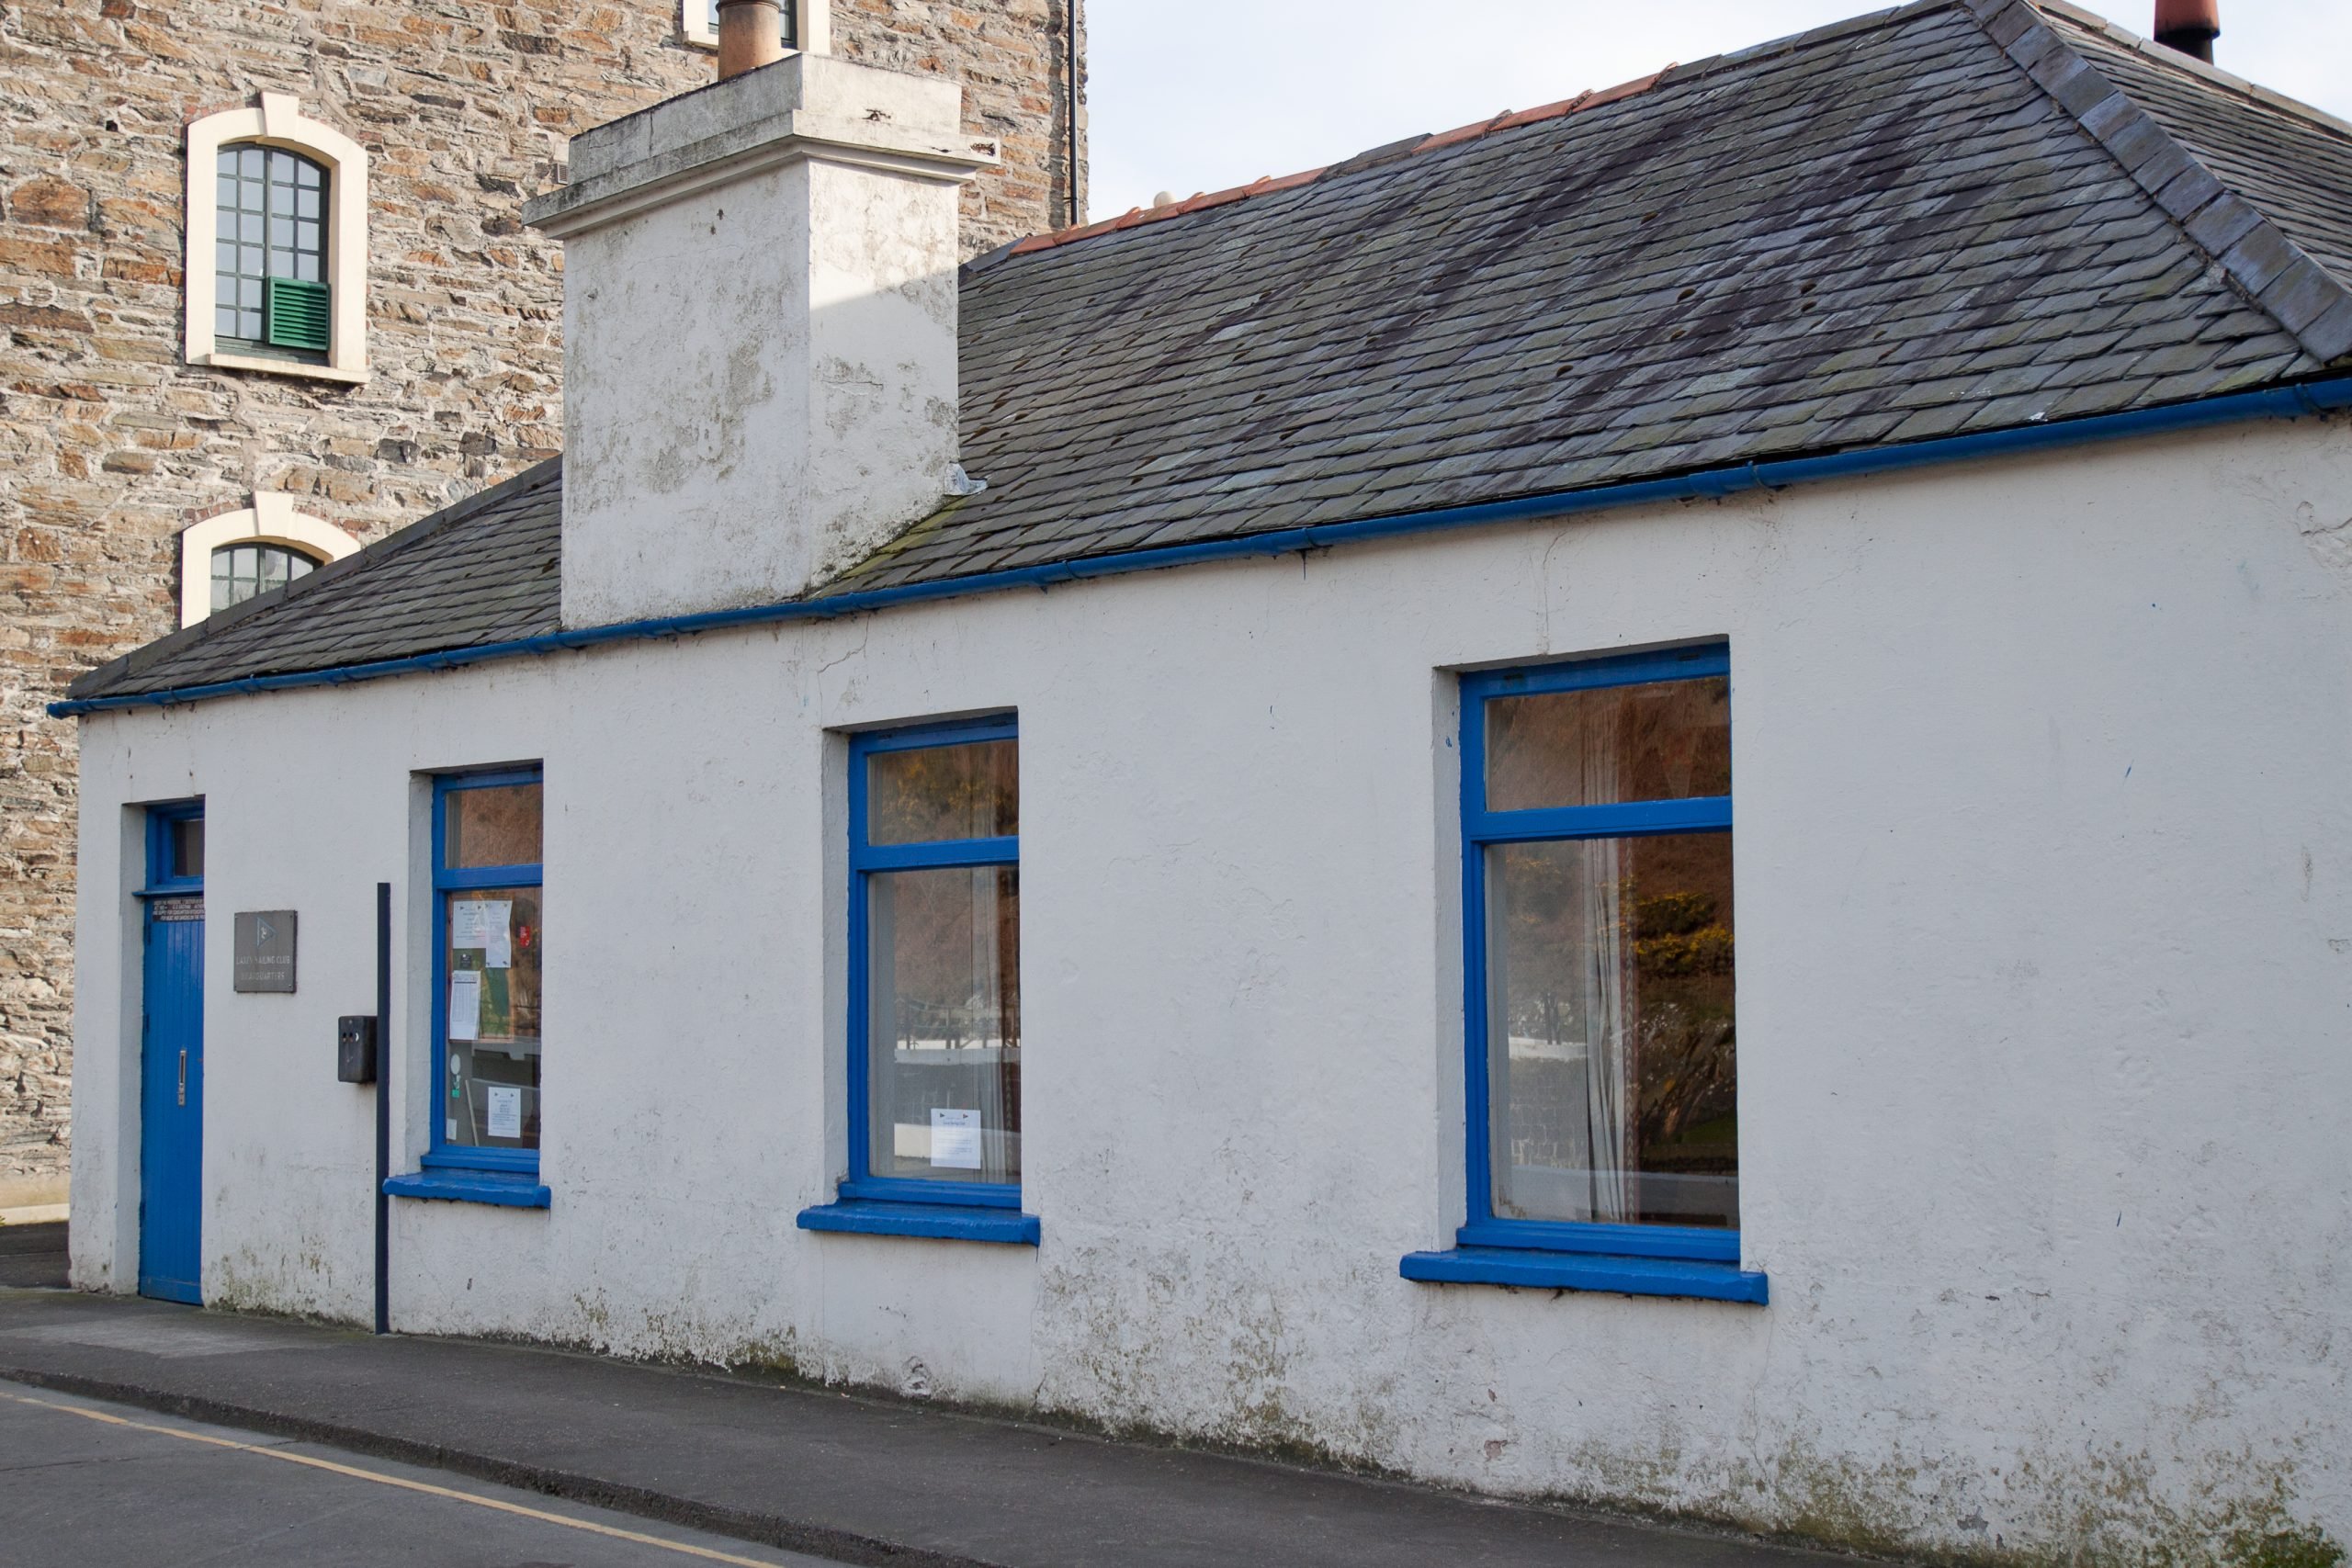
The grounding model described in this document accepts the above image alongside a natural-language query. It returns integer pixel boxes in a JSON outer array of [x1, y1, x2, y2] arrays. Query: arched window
[[184, 94, 368, 383], [210, 541, 320, 613], [214, 145, 330, 362], [175, 494, 358, 627]]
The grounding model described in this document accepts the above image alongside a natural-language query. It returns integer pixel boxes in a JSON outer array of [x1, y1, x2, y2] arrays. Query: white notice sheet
[[929, 1107, 982, 1170], [486, 1084, 523, 1140], [447, 972, 481, 1041], [451, 900, 514, 968]]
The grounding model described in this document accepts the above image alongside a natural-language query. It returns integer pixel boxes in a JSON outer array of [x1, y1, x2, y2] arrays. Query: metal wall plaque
[[232, 910, 298, 993], [149, 896, 204, 923]]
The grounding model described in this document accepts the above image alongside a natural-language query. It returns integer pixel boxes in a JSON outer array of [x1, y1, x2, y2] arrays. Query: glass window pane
[[298, 160, 322, 188], [217, 150, 239, 177], [866, 739, 1017, 844], [442, 886, 544, 1153], [270, 215, 293, 248], [214, 303, 239, 339], [238, 212, 262, 242], [1487, 676, 1730, 811], [865, 866, 1020, 1184], [1486, 832, 1736, 1229], [238, 309, 264, 338], [170, 817, 205, 880], [239, 146, 263, 176], [446, 783, 543, 868]]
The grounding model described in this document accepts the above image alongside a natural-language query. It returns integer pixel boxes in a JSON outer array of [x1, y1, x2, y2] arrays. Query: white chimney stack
[[524, 57, 998, 627]]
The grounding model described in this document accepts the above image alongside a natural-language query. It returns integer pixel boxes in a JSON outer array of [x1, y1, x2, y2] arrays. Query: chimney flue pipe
[[718, 0, 786, 79], [2154, 0, 2219, 63]]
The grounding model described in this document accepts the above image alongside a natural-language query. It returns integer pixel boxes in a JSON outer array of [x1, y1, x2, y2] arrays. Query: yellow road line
[[0, 1388, 783, 1567]]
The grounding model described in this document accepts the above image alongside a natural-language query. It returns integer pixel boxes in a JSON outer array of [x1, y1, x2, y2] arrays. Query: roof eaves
[[1968, 0, 2352, 367], [64, 457, 564, 702]]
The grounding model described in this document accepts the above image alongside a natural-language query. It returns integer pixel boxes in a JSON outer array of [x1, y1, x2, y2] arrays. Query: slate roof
[[67, 0, 2352, 705]]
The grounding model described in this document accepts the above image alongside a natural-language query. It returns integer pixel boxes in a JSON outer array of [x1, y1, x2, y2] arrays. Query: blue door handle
[[176, 1050, 187, 1108]]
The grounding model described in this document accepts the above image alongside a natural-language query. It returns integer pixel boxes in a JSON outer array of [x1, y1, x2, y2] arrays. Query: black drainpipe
[[1067, 0, 1081, 228], [373, 880, 390, 1335]]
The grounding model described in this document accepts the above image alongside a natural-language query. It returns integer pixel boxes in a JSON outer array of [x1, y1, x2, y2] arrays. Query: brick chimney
[[522, 57, 999, 628], [2154, 0, 2219, 63]]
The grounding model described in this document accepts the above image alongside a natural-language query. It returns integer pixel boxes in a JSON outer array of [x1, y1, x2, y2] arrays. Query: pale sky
[[1086, 1, 2352, 222]]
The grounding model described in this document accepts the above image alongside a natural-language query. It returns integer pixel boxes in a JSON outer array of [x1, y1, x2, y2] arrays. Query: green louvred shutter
[[265, 276, 331, 353]]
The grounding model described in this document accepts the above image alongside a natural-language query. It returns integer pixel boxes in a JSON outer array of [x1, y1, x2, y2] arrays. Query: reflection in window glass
[[1486, 833, 1736, 1229], [1486, 676, 1730, 811], [865, 866, 1020, 1183], [447, 784, 543, 868], [209, 543, 317, 612], [867, 738, 1017, 844], [1487, 832, 1736, 1229], [170, 816, 205, 881], [442, 886, 545, 1153], [213, 143, 326, 345]]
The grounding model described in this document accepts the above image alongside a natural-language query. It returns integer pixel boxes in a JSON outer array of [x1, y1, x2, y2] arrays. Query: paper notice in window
[[929, 1107, 982, 1170], [447, 971, 481, 1041], [451, 900, 513, 968], [486, 1084, 522, 1141]]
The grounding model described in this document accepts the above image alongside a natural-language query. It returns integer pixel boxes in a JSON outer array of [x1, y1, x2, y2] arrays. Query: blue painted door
[[139, 838, 205, 1303]]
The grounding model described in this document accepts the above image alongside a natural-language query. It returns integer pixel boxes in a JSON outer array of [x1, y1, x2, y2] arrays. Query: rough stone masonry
[[0, 0, 1085, 1201]]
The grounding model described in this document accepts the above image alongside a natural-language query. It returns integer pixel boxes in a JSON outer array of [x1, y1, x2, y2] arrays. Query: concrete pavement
[[0, 1276, 1868, 1568]]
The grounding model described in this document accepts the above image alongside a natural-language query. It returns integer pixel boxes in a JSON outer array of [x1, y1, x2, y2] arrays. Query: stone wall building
[[0, 0, 1086, 1206]]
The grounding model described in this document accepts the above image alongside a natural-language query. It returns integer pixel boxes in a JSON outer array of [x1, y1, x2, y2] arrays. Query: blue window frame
[[798, 715, 1036, 1246], [1400, 646, 1766, 1303], [424, 768, 545, 1181], [144, 801, 206, 894]]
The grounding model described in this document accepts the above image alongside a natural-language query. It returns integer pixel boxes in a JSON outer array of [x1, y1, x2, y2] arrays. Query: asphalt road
[[0, 1378, 842, 1568]]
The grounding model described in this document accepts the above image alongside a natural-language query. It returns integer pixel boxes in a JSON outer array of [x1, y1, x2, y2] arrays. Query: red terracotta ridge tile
[[1418, 109, 1517, 153], [1494, 92, 1591, 131], [992, 59, 1676, 260], [1253, 166, 1327, 195], [1578, 67, 1670, 112]]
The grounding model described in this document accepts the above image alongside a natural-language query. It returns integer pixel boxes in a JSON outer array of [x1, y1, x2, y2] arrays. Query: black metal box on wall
[[232, 910, 298, 993], [337, 1016, 378, 1084]]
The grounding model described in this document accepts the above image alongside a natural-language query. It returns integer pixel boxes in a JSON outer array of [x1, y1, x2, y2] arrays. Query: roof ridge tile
[[1969, 0, 2352, 365]]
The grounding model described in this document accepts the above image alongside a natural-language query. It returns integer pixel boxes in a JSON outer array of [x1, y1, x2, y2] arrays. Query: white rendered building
[[56, 4, 2352, 1562]]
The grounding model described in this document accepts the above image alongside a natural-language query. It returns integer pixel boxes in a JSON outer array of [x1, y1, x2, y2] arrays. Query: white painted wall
[[69, 416, 2352, 1564]]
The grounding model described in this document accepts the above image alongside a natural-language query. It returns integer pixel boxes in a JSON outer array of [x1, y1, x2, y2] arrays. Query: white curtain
[[971, 867, 1012, 1184], [1578, 707, 1633, 1223]]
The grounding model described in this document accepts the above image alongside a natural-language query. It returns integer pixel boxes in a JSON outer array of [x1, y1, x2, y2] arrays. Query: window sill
[[796, 1200, 1038, 1246], [1399, 1246, 1766, 1303], [195, 349, 368, 386], [384, 1169, 549, 1209]]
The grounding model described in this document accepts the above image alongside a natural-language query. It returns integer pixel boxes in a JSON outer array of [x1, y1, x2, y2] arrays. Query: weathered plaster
[[69, 415, 2352, 1564]]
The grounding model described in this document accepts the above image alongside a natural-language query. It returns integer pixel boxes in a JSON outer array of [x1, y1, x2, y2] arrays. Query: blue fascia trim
[[1462, 644, 1729, 698], [1400, 1246, 1767, 1303], [1456, 1217, 1740, 1263], [797, 1199, 1039, 1246], [836, 1176, 1023, 1209], [384, 1169, 551, 1209], [851, 837, 1021, 873], [50, 375, 2352, 719], [1466, 795, 1734, 843]]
